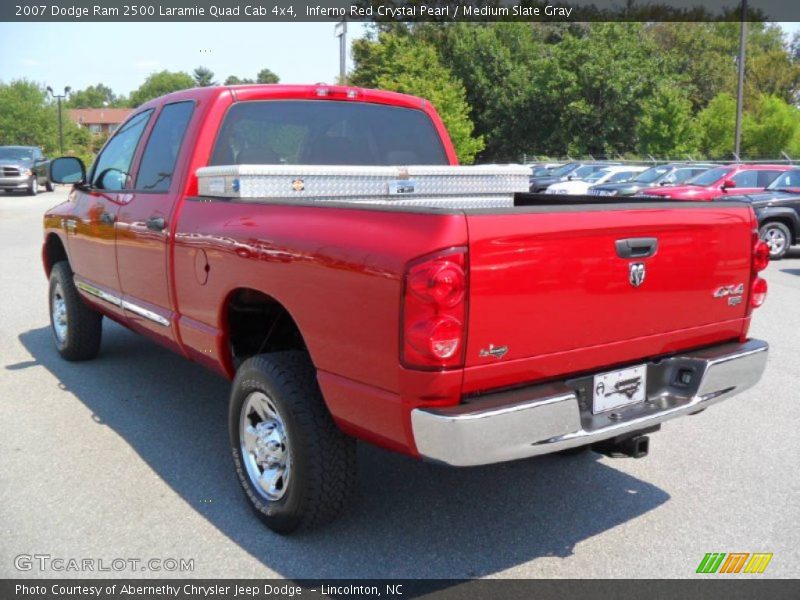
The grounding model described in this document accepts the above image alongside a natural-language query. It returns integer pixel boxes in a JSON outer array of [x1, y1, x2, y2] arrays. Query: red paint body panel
[[641, 164, 793, 200], [41, 85, 764, 458]]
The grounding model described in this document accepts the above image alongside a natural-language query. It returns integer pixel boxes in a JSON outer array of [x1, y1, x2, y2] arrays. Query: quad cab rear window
[[210, 100, 448, 167]]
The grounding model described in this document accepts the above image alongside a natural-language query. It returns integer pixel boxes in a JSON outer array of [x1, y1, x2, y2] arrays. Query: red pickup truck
[[44, 85, 770, 533], [639, 163, 793, 200]]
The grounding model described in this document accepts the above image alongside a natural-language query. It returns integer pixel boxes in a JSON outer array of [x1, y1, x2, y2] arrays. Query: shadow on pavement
[[12, 323, 670, 578]]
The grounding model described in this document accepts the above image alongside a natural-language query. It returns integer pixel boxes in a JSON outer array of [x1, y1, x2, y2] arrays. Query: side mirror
[[721, 178, 737, 189], [567, 175, 574, 181], [50, 156, 86, 185]]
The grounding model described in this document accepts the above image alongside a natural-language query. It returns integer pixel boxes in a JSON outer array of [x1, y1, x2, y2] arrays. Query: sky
[[0, 21, 798, 98], [0, 22, 369, 96]]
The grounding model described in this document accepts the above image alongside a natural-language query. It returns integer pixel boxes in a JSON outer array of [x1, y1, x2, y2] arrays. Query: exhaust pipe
[[592, 434, 650, 459]]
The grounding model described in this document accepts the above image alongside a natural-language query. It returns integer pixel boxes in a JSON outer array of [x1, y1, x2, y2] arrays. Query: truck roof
[[137, 84, 434, 113]]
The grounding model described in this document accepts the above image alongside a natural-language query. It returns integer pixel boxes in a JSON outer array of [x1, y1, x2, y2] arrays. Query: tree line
[[350, 22, 800, 164], [0, 66, 280, 164]]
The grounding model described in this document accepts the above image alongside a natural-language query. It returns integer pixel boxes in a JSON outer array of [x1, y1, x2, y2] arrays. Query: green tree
[[351, 31, 484, 163], [256, 68, 280, 84], [694, 92, 737, 159], [224, 75, 254, 85], [193, 66, 216, 87], [66, 83, 119, 108], [742, 95, 800, 158], [636, 83, 697, 157], [0, 80, 91, 161], [129, 70, 195, 107]]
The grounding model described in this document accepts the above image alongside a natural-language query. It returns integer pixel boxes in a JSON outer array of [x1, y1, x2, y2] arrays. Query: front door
[[67, 109, 153, 312]]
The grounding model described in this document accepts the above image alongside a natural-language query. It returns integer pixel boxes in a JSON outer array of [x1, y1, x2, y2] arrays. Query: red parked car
[[43, 85, 770, 533], [639, 164, 793, 200]]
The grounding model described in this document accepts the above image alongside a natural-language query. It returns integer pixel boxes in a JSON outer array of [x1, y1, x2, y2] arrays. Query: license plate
[[592, 365, 647, 414]]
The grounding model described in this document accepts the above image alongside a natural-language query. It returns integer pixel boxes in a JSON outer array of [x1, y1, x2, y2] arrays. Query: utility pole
[[47, 85, 71, 154], [334, 20, 347, 84], [734, 0, 747, 160]]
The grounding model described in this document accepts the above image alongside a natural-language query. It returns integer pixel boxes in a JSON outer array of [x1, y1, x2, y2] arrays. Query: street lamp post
[[334, 21, 347, 85], [734, 0, 747, 160], [46, 85, 71, 155]]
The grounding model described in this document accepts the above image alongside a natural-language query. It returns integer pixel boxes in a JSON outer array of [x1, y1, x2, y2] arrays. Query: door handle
[[146, 216, 166, 232], [100, 211, 115, 225], [616, 237, 658, 259]]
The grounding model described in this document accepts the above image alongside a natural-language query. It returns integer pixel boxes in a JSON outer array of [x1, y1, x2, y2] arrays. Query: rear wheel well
[[226, 289, 307, 369], [44, 234, 68, 276]]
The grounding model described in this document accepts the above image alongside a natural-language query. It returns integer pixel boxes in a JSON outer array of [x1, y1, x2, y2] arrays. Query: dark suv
[[0, 146, 52, 195], [725, 169, 800, 259]]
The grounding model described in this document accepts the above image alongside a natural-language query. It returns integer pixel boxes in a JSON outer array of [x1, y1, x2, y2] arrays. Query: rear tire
[[48, 261, 103, 361], [45, 179, 54, 192], [229, 351, 357, 534], [759, 221, 791, 260]]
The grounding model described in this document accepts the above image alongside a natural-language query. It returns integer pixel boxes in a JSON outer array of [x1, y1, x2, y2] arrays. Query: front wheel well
[[225, 288, 307, 369], [43, 234, 68, 276]]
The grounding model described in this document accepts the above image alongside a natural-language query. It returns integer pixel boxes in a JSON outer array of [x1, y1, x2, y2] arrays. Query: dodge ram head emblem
[[629, 263, 646, 287]]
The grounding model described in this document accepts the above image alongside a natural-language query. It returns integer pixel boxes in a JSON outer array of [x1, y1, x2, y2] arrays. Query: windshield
[[584, 169, 611, 183], [766, 169, 800, 191], [633, 166, 670, 184], [0, 147, 33, 161], [686, 166, 730, 187], [211, 100, 448, 166], [532, 166, 552, 177], [607, 170, 639, 183], [550, 163, 580, 177]]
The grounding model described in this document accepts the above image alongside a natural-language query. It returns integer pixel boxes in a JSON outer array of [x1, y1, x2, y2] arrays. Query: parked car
[[638, 164, 793, 201], [724, 168, 800, 259], [589, 163, 715, 197], [44, 84, 769, 533], [0, 145, 52, 195], [546, 165, 647, 195], [529, 161, 621, 192]]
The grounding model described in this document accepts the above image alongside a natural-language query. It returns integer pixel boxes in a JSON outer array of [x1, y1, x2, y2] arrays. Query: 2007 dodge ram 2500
[[44, 85, 770, 533]]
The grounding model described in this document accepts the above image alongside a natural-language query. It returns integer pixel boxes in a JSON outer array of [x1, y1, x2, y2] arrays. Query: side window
[[135, 101, 195, 192], [731, 170, 758, 188], [91, 110, 152, 191], [757, 170, 782, 188]]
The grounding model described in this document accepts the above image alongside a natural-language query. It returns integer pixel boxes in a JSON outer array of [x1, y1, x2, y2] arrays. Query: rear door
[[115, 100, 195, 347], [464, 203, 754, 376]]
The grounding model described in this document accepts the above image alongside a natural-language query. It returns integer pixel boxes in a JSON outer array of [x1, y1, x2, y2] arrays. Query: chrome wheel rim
[[763, 227, 787, 256], [240, 391, 291, 501], [51, 283, 68, 344]]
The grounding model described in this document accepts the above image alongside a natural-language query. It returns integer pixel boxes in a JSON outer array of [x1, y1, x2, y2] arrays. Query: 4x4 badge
[[629, 262, 646, 287]]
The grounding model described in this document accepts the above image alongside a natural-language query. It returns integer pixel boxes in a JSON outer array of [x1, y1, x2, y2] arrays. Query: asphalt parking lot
[[1, 187, 799, 579]]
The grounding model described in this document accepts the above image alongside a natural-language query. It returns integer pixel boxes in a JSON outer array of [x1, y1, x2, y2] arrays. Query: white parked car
[[545, 165, 648, 195]]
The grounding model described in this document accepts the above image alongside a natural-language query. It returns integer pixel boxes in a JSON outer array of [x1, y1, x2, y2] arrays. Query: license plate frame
[[592, 364, 647, 414]]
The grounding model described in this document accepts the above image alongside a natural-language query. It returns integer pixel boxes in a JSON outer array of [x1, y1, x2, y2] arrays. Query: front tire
[[49, 262, 103, 361], [27, 176, 38, 196], [760, 221, 792, 260], [229, 351, 356, 534]]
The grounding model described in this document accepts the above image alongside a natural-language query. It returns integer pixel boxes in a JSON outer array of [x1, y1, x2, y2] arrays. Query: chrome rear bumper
[[411, 339, 768, 466]]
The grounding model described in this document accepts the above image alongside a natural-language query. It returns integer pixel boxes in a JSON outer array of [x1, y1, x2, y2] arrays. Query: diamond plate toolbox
[[196, 164, 530, 208]]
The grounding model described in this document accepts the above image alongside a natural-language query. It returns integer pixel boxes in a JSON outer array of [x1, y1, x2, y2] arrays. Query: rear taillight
[[401, 248, 468, 370], [749, 235, 769, 312], [753, 240, 770, 272], [751, 277, 768, 308]]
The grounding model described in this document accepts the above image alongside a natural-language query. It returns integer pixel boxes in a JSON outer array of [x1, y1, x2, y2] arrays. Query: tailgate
[[464, 203, 754, 371]]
